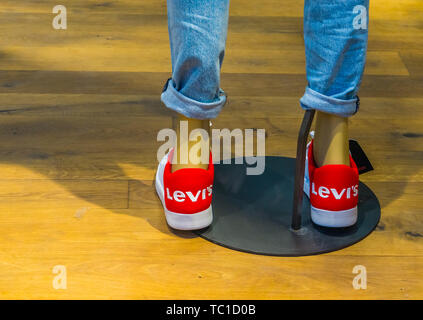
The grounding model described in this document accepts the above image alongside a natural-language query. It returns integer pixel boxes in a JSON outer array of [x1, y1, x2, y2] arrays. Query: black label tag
[[349, 140, 373, 175]]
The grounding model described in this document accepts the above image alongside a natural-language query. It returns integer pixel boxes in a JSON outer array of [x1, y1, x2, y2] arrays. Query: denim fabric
[[161, 0, 369, 119], [300, 0, 369, 117], [161, 0, 229, 119]]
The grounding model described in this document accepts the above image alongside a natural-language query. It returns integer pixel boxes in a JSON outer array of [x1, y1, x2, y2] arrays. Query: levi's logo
[[166, 185, 213, 203], [312, 183, 358, 200]]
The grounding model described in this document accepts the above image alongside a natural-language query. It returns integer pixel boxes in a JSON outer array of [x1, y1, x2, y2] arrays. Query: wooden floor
[[0, 0, 422, 299]]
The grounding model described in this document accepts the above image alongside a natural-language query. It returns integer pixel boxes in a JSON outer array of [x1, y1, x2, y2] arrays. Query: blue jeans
[[161, 0, 369, 119]]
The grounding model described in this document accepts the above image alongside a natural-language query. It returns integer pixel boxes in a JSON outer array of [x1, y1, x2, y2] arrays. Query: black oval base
[[194, 156, 381, 256]]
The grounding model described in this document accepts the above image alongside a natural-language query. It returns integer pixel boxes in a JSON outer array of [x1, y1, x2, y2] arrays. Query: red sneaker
[[155, 148, 214, 230], [304, 140, 359, 227]]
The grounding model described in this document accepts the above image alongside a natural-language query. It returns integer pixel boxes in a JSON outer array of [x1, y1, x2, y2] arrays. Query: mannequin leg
[[172, 115, 210, 172], [300, 1, 369, 227], [301, 0, 369, 166], [313, 112, 349, 167], [161, 0, 230, 172]]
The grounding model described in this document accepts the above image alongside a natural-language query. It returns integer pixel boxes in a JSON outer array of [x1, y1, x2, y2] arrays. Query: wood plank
[[0, 70, 167, 95], [1, 12, 422, 52], [1, 94, 422, 120], [400, 50, 423, 77], [0, 179, 128, 208], [0, 206, 421, 299], [1, 14, 421, 54], [220, 96, 423, 120], [1, 71, 422, 98], [1, 0, 421, 21], [0, 0, 167, 15], [0, 46, 408, 76], [370, 0, 423, 21]]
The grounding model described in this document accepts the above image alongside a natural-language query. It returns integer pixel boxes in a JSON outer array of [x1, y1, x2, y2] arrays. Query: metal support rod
[[291, 110, 315, 230]]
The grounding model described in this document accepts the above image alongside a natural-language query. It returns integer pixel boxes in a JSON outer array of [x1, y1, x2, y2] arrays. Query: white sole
[[311, 205, 357, 228], [155, 152, 213, 231]]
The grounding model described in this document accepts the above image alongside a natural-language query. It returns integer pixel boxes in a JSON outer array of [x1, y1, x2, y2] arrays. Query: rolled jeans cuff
[[300, 87, 359, 118], [161, 78, 227, 119]]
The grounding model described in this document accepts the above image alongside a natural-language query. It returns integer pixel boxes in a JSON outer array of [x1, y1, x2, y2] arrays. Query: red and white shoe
[[304, 140, 359, 227], [155, 148, 214, 230]]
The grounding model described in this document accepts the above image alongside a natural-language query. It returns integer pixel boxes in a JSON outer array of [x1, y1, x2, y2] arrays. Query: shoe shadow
[[0, 93, 203, 237]]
